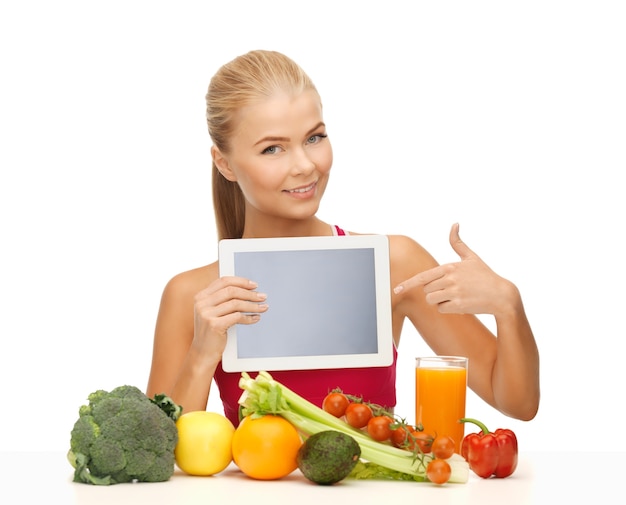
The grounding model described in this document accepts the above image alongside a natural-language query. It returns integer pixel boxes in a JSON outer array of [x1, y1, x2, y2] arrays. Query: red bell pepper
[[459, 418, 518, 478]]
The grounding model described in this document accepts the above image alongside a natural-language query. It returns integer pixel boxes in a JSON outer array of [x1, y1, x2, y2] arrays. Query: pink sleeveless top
[[213, 225, 398, 426]]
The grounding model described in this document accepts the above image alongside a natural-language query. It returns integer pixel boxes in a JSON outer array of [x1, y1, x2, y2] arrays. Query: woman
[[146, 50, 540, 427]]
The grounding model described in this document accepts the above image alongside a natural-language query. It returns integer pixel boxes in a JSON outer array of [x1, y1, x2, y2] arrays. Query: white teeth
[[288, 183, 315, 193]]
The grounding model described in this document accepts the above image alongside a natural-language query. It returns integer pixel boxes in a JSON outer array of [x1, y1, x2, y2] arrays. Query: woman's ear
[[211, 146, 237, 182]]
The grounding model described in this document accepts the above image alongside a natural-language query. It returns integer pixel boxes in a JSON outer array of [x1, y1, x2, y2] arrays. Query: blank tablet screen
[[218, 235, 393, 372]]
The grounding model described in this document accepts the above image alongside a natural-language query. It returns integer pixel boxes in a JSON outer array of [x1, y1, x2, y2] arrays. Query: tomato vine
[[323, 388, 433, 454]]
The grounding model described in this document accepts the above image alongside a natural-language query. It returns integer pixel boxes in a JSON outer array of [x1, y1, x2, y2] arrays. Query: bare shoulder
[[387, 234, 437, 264], [387, 234, 439, 283], [345, 231, 438, 286], [161, 261, 219, 303]]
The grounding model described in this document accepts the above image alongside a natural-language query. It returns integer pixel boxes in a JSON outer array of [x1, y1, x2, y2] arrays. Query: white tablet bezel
[[218, 234, 393, 373]]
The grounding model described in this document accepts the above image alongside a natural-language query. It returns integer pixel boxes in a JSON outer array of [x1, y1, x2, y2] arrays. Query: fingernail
[[257, 292, 267, 300], [393, 285, 404, 294]]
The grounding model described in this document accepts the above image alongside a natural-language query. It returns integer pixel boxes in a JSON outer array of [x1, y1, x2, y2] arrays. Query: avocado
[[296, 430, 361, 485]]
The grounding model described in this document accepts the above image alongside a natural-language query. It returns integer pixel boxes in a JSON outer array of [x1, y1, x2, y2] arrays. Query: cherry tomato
[[390, 425, 412, 448], [390, 425, 416, 449], [322, 392, 350, 418], [391, 426, 434, 453], [412, 431, 434, 454], [431, 435, 455, 460], [426, 458, 451, 485], [366, 415, 394, 441], [344, 402, 373, 429]]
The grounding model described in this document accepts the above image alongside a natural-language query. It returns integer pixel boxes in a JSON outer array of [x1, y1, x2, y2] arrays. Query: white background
[[1, 1, 624, 453]]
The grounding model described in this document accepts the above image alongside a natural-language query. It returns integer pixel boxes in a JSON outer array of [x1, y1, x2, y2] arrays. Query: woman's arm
[[390, 225, 540, 420], [146, 263, 268, 413], [146, 266, 216, 412]]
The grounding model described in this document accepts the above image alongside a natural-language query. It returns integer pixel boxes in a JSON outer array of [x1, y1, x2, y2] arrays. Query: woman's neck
[[241, 216, 331, 238]]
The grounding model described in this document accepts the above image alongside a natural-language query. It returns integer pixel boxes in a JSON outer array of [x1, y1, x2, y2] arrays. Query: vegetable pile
[[67, 378, 519, 487], [238, 371, 469, 485], [68, 385, 182, 485]]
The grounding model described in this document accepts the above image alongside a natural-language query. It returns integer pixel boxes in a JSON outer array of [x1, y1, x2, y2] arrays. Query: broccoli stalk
[[67, 385, 183, 485], [151, 393, 183, 422]]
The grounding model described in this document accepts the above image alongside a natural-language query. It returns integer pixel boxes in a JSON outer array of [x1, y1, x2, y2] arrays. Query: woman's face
[[214, 89, 333, 226]]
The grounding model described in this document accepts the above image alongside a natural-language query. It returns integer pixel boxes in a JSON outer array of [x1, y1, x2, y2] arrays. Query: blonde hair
[[206, 50, 318, 240]]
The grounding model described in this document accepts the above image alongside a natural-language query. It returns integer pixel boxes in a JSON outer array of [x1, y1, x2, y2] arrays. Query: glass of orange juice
[[415, 356, 468, 454]]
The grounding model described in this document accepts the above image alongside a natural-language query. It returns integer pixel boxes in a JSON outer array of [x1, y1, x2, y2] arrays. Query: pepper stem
[[459, 417, 490, 434]]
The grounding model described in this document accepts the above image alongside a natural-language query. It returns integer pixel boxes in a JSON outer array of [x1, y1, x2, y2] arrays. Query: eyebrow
[[253, 122, 326, 147]]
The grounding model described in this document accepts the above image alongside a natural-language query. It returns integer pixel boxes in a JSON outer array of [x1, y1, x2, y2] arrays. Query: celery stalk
[[238, 371, 469, 484]]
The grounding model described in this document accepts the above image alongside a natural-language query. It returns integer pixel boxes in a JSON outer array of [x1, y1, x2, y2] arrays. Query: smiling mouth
[[285, 182, 316, 193]]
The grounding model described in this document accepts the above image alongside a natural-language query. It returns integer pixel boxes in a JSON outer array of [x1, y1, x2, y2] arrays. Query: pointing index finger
[[393, 265, 444, 294]]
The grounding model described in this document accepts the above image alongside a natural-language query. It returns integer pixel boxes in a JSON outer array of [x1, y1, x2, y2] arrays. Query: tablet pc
[[218, 234, 393, 373]]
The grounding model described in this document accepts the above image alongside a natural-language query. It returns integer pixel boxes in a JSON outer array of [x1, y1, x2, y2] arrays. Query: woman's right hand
[[192, 276, 268, 359]]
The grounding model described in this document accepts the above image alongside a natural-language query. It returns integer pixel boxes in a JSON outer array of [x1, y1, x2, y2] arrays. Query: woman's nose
[[289, 147, 316, 175]]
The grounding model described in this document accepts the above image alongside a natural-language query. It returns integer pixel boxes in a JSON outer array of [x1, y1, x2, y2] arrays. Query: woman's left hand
[[394, 223, 516, 317]]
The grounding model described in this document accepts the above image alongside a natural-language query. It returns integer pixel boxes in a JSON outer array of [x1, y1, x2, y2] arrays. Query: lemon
[[175, 411, 235, 476]]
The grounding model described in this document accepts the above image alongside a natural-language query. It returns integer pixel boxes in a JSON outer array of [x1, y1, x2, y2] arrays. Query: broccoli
[[67, 385, 182, 485]]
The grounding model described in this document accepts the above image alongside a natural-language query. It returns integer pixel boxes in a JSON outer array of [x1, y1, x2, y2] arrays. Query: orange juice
[[415, 357, 467, 454]]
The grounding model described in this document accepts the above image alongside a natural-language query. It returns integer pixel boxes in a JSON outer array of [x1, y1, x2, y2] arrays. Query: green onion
[[238, 371, 469, 483]]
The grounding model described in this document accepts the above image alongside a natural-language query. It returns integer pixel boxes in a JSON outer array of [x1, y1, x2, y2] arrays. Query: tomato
[[432, 435, 455, 460], [322, 392, 350, 418], [175, 411, 235, 476], [344, 402, 373, 429], [390, 425, 414, 449], [426, 458, 452, 485], [391, 426, 433, 453], [367, 415, 394, 441], [413, 431, 434, 454], [231, 414, 303, 480]]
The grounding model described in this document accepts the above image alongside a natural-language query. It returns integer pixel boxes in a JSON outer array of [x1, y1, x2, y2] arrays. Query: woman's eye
[[307, 133, 327, 144], [262, 145, 281, 154]]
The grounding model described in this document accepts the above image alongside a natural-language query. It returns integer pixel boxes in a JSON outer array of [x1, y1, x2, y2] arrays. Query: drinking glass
[[415, 356, 468, 453]]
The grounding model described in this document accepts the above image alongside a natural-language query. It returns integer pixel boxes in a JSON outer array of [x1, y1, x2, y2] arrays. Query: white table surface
[[1, 451, 621, 504]]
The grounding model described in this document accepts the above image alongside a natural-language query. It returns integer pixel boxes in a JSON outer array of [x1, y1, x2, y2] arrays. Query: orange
[[231, 414, 302, 480]]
